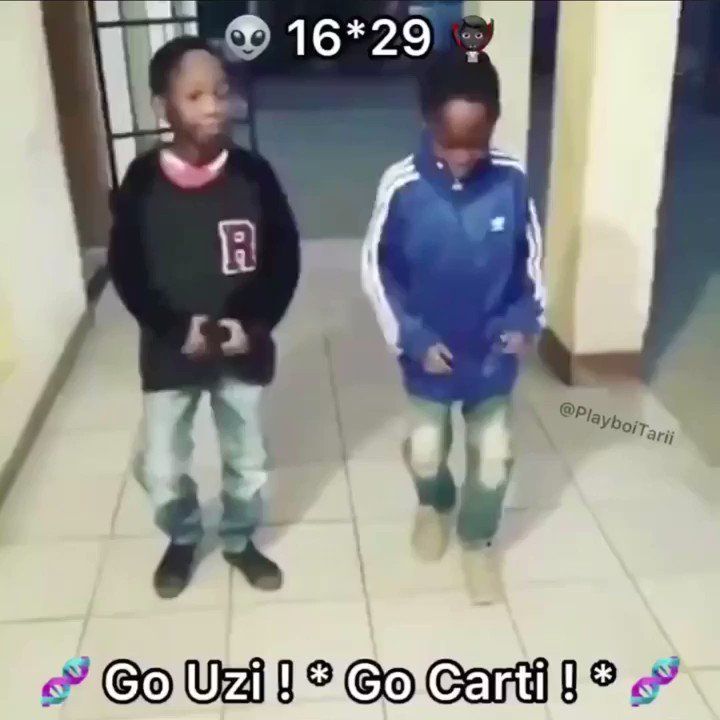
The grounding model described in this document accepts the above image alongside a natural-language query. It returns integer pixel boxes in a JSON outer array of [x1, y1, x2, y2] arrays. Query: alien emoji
[[225, 14, 271, 62]]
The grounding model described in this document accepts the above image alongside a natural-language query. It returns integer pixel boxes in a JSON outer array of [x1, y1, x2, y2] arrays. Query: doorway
[[41, 0, 113, 296], [644, 0, 720, 466]]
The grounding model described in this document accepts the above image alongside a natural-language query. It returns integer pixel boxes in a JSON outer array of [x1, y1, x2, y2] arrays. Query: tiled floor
[[0, 241, 718, 720]]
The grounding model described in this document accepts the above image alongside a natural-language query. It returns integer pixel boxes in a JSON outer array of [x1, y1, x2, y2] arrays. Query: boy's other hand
[[218, 319, 249, 356], [182, 315, 210, 359], [423, 343, 454, 375], [500, 332, 534, 357]]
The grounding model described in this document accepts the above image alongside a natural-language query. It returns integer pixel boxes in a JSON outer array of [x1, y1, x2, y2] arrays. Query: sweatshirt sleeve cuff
[[492, 300, 543, 337], [401, 323, 439, 364]]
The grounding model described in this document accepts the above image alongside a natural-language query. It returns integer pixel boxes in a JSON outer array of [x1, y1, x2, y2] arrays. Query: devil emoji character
[[452, 15, 494, 63]]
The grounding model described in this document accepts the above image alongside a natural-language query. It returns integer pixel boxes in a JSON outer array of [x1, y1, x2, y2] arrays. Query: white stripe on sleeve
[[490, 151, 545, 328], [361, 157, 419, 352], [526, 198, 546, 326]]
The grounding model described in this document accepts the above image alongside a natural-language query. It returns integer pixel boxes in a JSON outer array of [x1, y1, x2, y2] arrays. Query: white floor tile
[[92, 538, 229, 617], [504, 452, 576, 510], [386, 694, 547, 719], [336, 388, 407, 463], [66, 610, 227, 719], [694, 671, 720, 718], [358, 522, 464, 598], [349, 454, 578, 526], [226, 698, 383, 719], [108, 715, 219, 720], [228, 600, 374, 703], [112, 474, 158, 537], [371, 593, 526, 688], [569, 439, 705, 495], [327, 330, 400, 389], [0, 463, 125, 542], [592, 494, 720, 575], [46, 383, 142, 433], [235, 523, 364, 603], [8, 426, 134, 492], [637, 572, 720, 668], [263, 462, 351, 525], [511, 400, 557, 455], [507, 580, 671, 682], [348, 460, 416, 522], [573, 453, 701, 506], [263, 382, 343, 470], [547, 672, 714, 720], [0, 620, 82, 719], [61, 353, 140, 398], [0, 540, 102, 621], [497, 501, 625, 586]]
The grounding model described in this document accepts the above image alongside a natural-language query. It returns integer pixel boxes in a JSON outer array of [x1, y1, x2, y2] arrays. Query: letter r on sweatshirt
[[218, 220, 257, 275]]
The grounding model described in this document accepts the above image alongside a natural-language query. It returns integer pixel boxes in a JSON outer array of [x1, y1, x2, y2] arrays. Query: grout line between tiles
[[108, 470, 132, 539], [221, 564, 232, 720], [500, 584, 552, 720], [526, 401, 720, 720], [323, 333, 388, 720], [74, 535, 111, 660], [74, 393, 135, 637], [0, 613, 86, 625]]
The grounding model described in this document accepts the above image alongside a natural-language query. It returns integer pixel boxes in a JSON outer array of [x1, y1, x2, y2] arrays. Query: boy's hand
[[218, 319, 249, 356], [423, 343, 454, 375], [500, 332, 534, 357], [182, 315, 210, 359]]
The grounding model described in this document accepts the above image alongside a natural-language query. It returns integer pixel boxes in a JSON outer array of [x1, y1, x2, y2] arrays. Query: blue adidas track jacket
[[362, 134, 545, 404]]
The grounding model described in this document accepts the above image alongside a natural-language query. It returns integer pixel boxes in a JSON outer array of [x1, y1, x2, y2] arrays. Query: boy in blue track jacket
[[361, 52, 545, 603]]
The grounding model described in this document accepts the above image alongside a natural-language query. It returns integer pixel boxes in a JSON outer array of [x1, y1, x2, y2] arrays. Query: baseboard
[[0, 307, 94, 507], [539, 327, 642, 386]]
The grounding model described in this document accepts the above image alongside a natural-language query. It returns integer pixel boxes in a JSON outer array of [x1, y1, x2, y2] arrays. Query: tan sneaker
[[411, 506, 452, 562], [461, 545, 503, 605]]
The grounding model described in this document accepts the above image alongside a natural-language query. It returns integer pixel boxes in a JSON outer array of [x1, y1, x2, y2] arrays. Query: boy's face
[[161, 49, 230, 147], [430, 99, 497, 179]]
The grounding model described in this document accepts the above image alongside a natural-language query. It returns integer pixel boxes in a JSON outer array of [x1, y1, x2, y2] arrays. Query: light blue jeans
[[405, 395, 513, 545], [133, 378, 267, 553]]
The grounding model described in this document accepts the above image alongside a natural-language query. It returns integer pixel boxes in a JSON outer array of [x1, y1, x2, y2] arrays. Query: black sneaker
[[153, 542, 196, 599], [224, 541, 283, 591]]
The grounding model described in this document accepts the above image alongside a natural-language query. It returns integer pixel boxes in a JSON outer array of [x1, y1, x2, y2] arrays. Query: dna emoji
[[41, 656, 90, 707], [630, 656, 680, 707]]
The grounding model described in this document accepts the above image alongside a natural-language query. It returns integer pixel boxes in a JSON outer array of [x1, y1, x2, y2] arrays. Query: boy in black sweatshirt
[[109, 37, 300, 598]]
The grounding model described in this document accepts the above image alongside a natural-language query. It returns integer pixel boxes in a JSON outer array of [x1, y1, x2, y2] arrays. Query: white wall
[[0, 1, 87, 467], [575, 1, 680, 353], [544, 0, 680, 355]]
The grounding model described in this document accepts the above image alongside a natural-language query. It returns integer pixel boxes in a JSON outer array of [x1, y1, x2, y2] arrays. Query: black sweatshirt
[[108, 145, 300, 391]]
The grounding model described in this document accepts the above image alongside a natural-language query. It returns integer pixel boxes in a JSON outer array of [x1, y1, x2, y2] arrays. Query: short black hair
[[418, 51, 500, 118], [149, 35, 216, 96], [462, 15, 487, 30]]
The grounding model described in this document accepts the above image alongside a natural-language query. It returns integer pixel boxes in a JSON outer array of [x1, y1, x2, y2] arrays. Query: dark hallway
[[644, 0, 720, 467]]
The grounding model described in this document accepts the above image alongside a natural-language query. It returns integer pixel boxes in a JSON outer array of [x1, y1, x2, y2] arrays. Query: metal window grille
[[87, 0, 257, 191]]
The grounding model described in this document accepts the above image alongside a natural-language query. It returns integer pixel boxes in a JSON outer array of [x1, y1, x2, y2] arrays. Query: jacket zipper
[[443, 167, 500, 375]]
